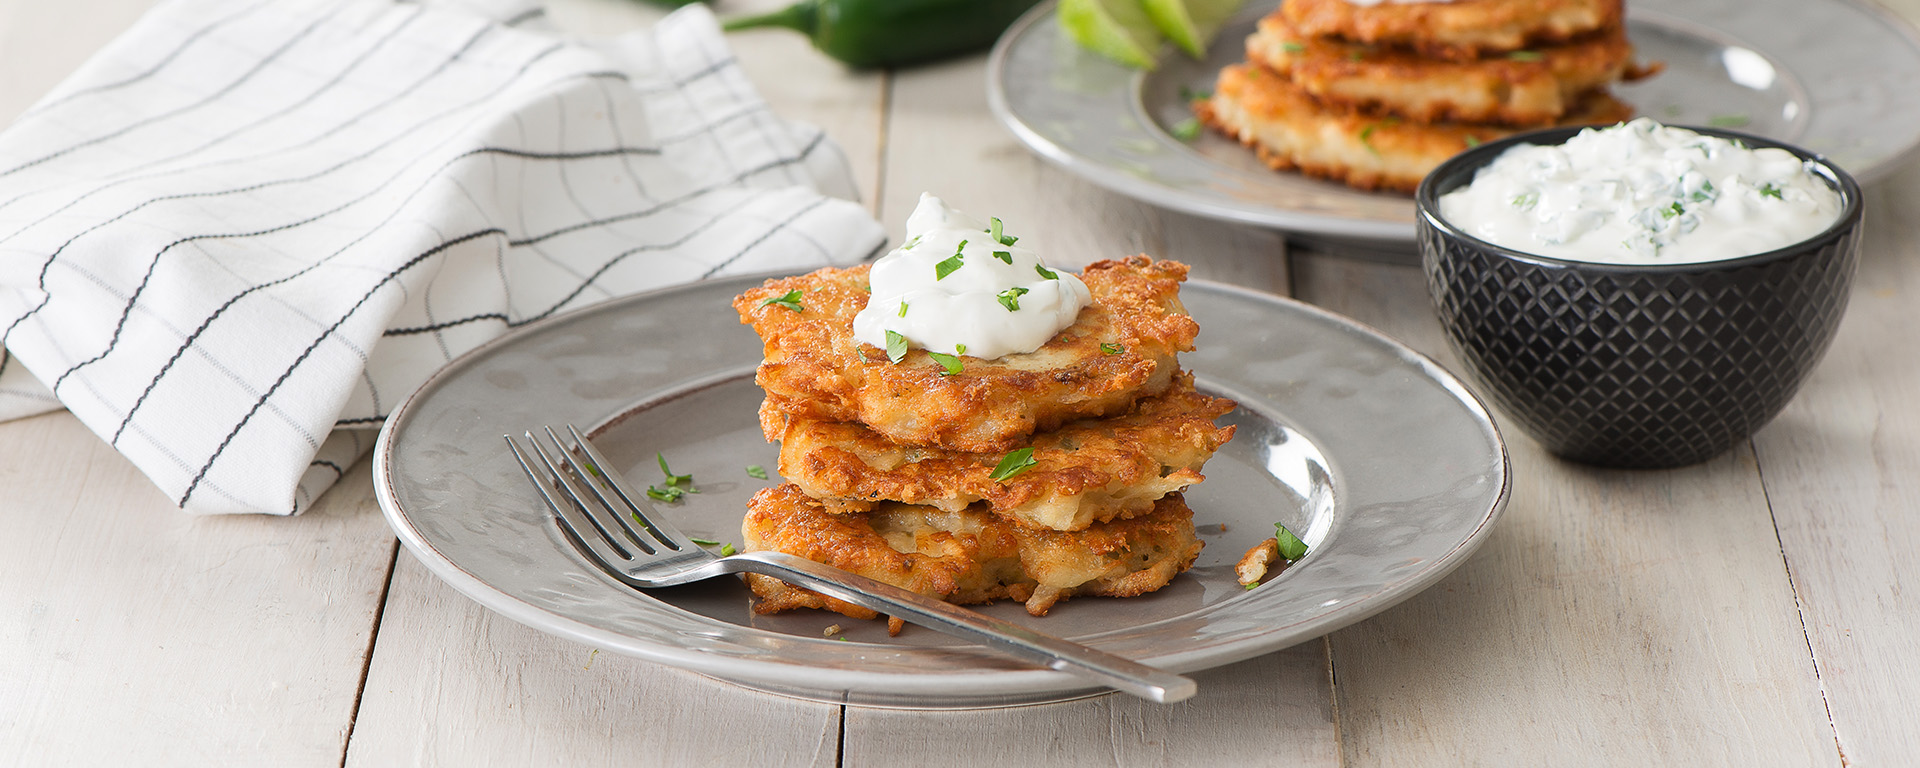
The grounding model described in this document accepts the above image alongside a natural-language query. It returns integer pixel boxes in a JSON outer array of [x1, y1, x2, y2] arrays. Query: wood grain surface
[[3, 0, 1918, 765]]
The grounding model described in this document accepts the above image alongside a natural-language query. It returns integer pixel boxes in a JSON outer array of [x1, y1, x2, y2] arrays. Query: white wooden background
[[3, 0, 1918, 764]]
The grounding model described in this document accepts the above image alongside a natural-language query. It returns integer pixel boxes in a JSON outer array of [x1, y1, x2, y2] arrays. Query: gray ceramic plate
[[988, 0, 1920, 254], [372, 275, 1509, 708]]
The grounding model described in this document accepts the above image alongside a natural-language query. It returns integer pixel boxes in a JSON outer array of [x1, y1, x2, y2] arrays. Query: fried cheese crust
[[742, 484, 1203, 628], [1248, 12, 1638, 126], [1195, 63, 1635, 193], [762, 371, 1236, 531], [735, 257, 1199, 453], [1281, 0, 1623, 60]]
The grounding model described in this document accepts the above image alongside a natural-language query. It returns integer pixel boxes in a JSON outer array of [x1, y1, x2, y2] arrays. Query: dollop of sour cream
[[852, 194, 1090, 360], [1437, 119, 1843, 265]]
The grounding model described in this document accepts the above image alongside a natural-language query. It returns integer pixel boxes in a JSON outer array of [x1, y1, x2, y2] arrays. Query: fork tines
[[504, 425, 687, 565]]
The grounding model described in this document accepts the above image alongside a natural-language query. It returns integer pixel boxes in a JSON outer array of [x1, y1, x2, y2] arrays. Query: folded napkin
[[0, 0, 886, 514]]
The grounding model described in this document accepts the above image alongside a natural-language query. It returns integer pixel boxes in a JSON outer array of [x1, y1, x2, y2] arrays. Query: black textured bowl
[[1416, 125, 1863, 468]]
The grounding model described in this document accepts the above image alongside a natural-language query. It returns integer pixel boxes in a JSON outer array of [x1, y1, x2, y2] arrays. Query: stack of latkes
[[732, 257, 1235, 635], [1195, 0, 1657, 192]]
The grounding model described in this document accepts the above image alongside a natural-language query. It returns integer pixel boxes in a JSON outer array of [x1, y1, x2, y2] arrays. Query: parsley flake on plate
[[1275, 522, 1308, 561]]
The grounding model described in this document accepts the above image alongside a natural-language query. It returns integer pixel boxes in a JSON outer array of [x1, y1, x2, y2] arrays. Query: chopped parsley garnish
[[993, 250, 1013, 264], [689, 537, 723, 546], [1034, 264, 1059, 280], [720, 543, 737, 557], [935, 242, 966, 280], [1178, 85, 1212, 101], [1708, 114, 1750, 128], [745, 465, 767, 479], [1759, 183, 1783, 199], [1511, 192, 1539, 210], [1280, 41, 1305, 54], [1275, 523, 1308, 561], [897, 300, 909, 317], [657, 453, 692, 488], [1100, 342, 1123, 355], [997, 286, 1029, 311], [1170, 117, 1202, 141], [927, 351, 963, 376], [988, 448, 1037, 482], [758, 290, 803, 312], [1690, 180, 1716, 202], [1358, 124, 1379, 155], [885, 330, 909, 363], [902, 234, 921, 250], [1506, 50, 1543, 62], [1662, 201, 1684, 219], [1465, 135, 1482, 148], [988, 218, 1018, 246], [955, 343, 967, 355], [647, 453, 697, 501]]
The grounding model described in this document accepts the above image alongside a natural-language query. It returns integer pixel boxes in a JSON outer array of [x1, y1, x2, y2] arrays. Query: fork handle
[[725, 551, 1198, 703]]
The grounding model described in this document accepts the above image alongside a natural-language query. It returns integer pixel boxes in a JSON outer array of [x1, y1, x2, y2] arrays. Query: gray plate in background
[[988, 0, 1920, 257]]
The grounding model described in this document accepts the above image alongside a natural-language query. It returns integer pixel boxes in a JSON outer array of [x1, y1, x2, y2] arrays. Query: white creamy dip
[[852, 194, 1090, 360], [1437, 119, 1843, 265]]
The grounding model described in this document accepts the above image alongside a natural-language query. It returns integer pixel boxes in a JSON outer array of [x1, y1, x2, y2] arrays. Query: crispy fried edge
[[742, 486, 1202, 621], [1281, 0, 1623, 60], [734, 256, 1200, 452], [1195, 63, 1636, 193], [1249, 13, 1635, 126], [765, 371, 1237, 531]]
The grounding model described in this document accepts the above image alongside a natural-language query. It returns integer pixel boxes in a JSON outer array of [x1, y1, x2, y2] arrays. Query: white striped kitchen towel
[[0, 0, 886, 515]]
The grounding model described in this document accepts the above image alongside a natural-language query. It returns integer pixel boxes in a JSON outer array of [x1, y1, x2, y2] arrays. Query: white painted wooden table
[[5, 1, 1919, 764]]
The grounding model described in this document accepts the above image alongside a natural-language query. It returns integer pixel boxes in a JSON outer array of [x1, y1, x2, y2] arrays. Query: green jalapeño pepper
[[722, 0, 1044, 69]]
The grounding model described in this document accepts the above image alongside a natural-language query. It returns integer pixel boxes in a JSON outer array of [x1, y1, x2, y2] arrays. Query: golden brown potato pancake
[[742, 484, 1203, 630], [1248, 12, 1640, 126], [1195, 63, 1635, 192], [734, 257, 1199, 454], [1281, 0, 1622, 60], [762, 371, 1235, 532]]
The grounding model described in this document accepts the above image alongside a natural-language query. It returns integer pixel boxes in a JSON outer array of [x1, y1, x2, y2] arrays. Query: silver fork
[[505, 425, 1197, 703]]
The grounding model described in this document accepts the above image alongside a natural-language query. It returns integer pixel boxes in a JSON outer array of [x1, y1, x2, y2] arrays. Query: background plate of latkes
[[374, 273, 1509, 709], [988, 0, 1920, 260]]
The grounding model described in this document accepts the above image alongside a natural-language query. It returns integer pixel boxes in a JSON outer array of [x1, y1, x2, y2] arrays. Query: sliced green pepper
[[722, 0, 1044, 69]]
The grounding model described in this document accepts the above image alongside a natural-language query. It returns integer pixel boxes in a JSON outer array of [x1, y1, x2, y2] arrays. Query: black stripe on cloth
[[310, 459, 345, 480], [18, 0, 274, 120], [0, 39, 573, 376], [335, 415, 384, 426], [507, 129, 826, 248], [382, 313, 508, 336], [457, 202, 744, 332], [100, 141, 664, 443], [177, 227, 506, 506], [0, 19, 514, 231], [699, 197, 829, 279], [502, 7, 546, 27], [0, 0, 356, 180], [49, 204, 374, 394], [103, 5, 430, 183]]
